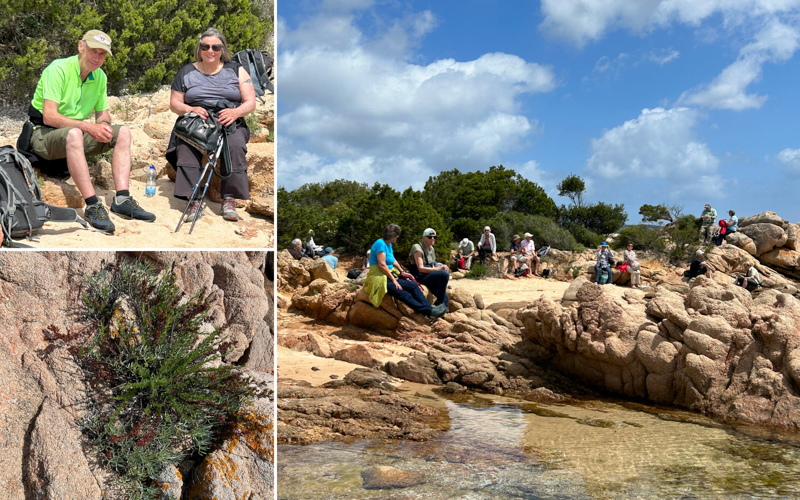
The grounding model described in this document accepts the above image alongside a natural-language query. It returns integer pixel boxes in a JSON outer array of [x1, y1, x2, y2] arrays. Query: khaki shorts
[[30, 125, 122, 160]]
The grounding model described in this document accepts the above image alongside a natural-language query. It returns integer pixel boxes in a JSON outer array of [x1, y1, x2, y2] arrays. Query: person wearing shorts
[[28, 30, 155, 233]]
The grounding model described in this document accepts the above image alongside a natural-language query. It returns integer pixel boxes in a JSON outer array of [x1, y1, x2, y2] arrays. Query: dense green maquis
[[0, 0, 273, 99], [72, 259, 256, 500], [278, 169, 632, 256]]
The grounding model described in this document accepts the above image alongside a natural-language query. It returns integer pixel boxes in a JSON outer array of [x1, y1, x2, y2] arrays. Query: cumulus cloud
[[678, 19, 800, 109], [539, 0, 800, 46], [541, 1, 800, 111], [777, 147, 800, 172], [586, 107, 719, 183], [279, 3, 557, 189]]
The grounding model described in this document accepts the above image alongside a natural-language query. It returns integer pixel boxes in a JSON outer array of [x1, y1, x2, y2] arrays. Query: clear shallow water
[[278, 385, 800, 499]]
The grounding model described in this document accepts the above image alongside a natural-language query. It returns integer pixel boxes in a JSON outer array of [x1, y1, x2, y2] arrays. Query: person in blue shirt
[[321, 247, 338, 269], [363, 223, 446, 319], [727, 210, 738, 233]]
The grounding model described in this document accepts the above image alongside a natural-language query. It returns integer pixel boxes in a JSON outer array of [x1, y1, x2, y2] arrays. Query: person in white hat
[[26, 29, 155, 234], [458, 237, 476, 270]]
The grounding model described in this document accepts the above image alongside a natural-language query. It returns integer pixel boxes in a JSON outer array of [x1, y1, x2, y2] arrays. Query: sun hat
[[324, 247, 333, 255], [601, 241, 608, 247], [484, 226, 491, 231], [82, 30, 112, 54], [524, 232, 532, 238]]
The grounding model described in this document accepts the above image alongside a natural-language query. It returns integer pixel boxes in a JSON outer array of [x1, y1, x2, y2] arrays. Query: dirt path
[[19, 178, 273, 249]]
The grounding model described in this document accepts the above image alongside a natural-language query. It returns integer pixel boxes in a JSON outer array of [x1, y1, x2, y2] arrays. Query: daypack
[[0, 145, 88, 246], [537, 245, 550, 258], [232, 49, 274, 103], [347, 269, 362, 280]]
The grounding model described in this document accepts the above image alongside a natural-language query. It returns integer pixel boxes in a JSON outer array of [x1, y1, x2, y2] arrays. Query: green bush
[[1, 0, 273, 100], [71, 259, 255, 500], [478, 211, 580, 251], [466, 262, 487, 280], [614, 225, 662, 251]]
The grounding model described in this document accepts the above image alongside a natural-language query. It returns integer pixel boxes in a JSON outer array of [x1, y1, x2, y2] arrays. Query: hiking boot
[[185, 201, 203, 222], [430, 303, 448, 319], [110, 196, 156, 222], [84, 203, 115, 233], [221, 197, 241, 221]]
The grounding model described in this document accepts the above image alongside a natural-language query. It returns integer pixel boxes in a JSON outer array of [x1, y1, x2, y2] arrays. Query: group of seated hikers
[[455, 227, 546, 278], [593, 240, 643, 288], [685, 249, 761, 291], [17, 28, 259, 234]]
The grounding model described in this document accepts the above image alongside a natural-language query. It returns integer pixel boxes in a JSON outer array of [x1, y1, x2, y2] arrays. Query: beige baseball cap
[[82, 30, 112, 54]]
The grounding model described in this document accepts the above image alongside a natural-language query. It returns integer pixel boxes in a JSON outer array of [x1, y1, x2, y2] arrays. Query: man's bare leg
[[111, 125, 131, 192], [65, 127, 95, 199]]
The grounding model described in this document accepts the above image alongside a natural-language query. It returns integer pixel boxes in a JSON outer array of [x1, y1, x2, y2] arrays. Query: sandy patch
[[18, 178, 273, 249], [450, 276, 570, 307]]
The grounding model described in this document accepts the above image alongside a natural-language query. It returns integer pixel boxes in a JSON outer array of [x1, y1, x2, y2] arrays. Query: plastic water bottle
[[145, 165, 156, 197]]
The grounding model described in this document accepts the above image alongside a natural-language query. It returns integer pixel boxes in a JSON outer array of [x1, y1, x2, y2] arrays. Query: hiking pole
[[174, 134, 224, 234]]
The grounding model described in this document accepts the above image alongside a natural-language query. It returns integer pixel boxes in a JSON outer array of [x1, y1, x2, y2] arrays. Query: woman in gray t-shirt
[[168, 27, 256, 223]]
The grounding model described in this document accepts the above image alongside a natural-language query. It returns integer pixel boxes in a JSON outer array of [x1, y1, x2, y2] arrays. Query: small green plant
[[73, 259, 255, 500], [572, 265, 582, 279], [466, 262, 487, 280], [348, 282, 359, 292], [245, 111, 262, 135], [86, 149, 114, 165]]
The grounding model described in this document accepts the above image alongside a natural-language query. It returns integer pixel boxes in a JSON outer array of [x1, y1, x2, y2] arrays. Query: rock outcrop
[[519, 278, 800, 429]]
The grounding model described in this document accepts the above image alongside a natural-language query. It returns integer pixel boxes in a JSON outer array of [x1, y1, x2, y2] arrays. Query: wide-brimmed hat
[[512, 234, 520, 241], [82, 30, 112, 54]]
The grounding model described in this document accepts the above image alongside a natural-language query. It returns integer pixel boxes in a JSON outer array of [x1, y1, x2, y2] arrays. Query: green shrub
[[73, 259, 255, 500], [614, 225, 662, 251], [466, 263, 487, 280], [478, 212, 580, 251], [568, 225, 603, 248]]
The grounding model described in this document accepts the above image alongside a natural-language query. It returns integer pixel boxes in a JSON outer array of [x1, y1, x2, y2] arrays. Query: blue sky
[[277, 0, 800, 223]]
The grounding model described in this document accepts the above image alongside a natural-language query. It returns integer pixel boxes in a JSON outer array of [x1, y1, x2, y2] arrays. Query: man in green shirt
[[699, 203, 717, 244], [28, 30, 155, 233]]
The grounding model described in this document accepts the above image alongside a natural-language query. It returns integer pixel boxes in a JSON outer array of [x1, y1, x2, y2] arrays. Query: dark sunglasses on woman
[[200, 43, 223, 52]]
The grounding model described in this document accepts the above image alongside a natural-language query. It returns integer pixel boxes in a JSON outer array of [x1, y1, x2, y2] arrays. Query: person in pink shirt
[[520, 232, 541, 277]]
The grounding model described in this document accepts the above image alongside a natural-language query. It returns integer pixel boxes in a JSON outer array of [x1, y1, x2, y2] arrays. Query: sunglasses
[[200, 43, 223, 52], [426, 235, 437, 239]]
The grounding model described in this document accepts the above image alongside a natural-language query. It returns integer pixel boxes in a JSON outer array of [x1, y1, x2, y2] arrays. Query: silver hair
[[382, 223, 402, 241], [291, 238, 302, 248], [696, 249, 704, 257], [195, 27, 230, 63]]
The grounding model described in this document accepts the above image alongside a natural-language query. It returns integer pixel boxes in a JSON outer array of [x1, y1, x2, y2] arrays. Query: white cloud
[[777, 147, 800, 172], [539, 0, 800, 46], [279, 5, 557, 189], [677, 19, 800, 109], [646, 48, 680, 64], [586, 107, 720, 185]]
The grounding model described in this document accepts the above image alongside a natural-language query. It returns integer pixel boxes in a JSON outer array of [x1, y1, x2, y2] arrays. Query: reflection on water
[[279, 385, 800, 499]]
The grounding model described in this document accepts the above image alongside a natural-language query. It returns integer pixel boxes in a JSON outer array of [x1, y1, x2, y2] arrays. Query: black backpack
[[0, 145, 88, 246], [233, 49, 274, 103], [347, 269, 362, 280]]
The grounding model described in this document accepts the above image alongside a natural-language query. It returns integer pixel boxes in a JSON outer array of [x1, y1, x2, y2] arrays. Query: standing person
[[699, 203, 717, 244], [321, 247, 338, 270], [362, 250, 371, 270], [477, 226, 497, 264], [727, 210, 738, 233], [169, 27, 256, 222], [595, 241, 615, 285], [363, 224, 447, 319], [520, 232, 541, 277], [27, 30, 156, 233], [408, 228, 450, 311], [623, 241, 642, 289], [458, 238, 476, 270]]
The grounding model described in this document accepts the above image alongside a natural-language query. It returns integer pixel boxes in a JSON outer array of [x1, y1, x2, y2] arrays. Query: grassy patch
[[466, 263, 487, 280]]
